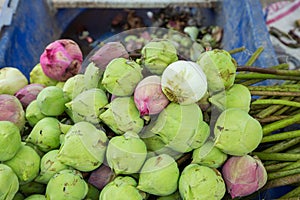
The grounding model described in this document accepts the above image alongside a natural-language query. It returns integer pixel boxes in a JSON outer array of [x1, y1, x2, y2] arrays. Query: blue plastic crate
[[0, 0, 278, 79]]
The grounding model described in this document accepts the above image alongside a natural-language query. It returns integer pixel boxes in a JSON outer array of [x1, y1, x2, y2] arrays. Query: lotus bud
[[142, 102, 209, 153], [179, 164, 226, 200], [214, 108, 263, 156], [0, 94, 25, 130], [134, 75, 169, 116], [86, 183, 101, 200], [84, 62, 104, 90], [45, 169, 88, 200], [62, 74, 85, 100], [25, 100, 46, 127], [101, 58, 143, 96], [88, 165, 115, 190], [36, 86, 69, 116], [190, 42, 205, 62], [40, 39, 83, 82], [13, 193, 25, 200], [99, 97, 144, 135], [57, 121, 108, 172], [0, 164, 19, 200], [99, 176, 145, 200], [35, 150, 69, 184], [24, 195, 46, 200], [0, 121, 22, 161], [137, 154, 179, 196], [4, 144, 40, 184], [106, 131, 147, 174], [157, 191, 181, 200], [19, 181, 46, 197], [222, 155, 267, 198], [15, 83, 45, 109], [196, 49, 237, 93], [89, 42, 129, 71], [184, 26, 199, 41], [29, 63, 58, 86], [0, 67, 27, 96], [161, 60, 207, 105], [209, 84, 251, 112], [192, 139, 228, 168], [25, 117, 63, 152], [65, 88, 108, 126], [141, 39, 178, 75]]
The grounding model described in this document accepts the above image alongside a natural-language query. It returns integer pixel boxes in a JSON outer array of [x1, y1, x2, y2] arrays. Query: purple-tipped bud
[[89, 42, 129, 71], [40, 39, 83, 82], [15, 83, 45, 109], [134, 75, 169, 116], [222, 155, 267, 198], [0, 94, 25, 130]]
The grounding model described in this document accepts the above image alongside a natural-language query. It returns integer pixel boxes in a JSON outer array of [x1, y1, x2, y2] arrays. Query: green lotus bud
[[25, 100, 46, 127], [106, 131, 147, 174], [0, 164, 19, 200], [24, 194, 46, 200], [141, 39, 178, 75], [196, 49, 237, 93], [209, 84, 251, 112], [84, 62, 104, 90], [0, 67, 28, 95], [101, 58, 143, 96], [55, 81, 65, 89], [35, 150, 69, 184], [85, 183, 100, 200], [99, 97, 144, 135], [29, 63, 58, 86], [62, 74, 85, 100], [0, 121, 22, 161], [179, 164, 226, 200], [45, 169, 88, 200], [157, 191, 181, 200], [214, 108, 263, 156], [57, 121, 108, 172], [4, 144, 40, 184], [137, 154, 179, 196], [184, 26, 199, 41], [142, 102, 209, 153], [36, 86, 69, 116], [25, 117, 62, 152], [65, 88, 108, 126], [19, 181, 46, 197], [192, 139, 228, 168], [12, 192, 25, 200], [190, 42, 204, 62], [100, 176, 145, 200]]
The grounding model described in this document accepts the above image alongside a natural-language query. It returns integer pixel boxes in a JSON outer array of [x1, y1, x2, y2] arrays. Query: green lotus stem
[[262, 137, 300, 153], [262, 173, 300, 190], [257, 115, 288, 123], [236, 73, 300, 81], [274, 106, 291, 115], [262, 131, 300, 143], [250, 90, 300, 97], [252, 99, 300, 108], [282, 160, 300, 171], [237, 67, 300, 76], [268, 167, 300, 181], [280, 185, 300, 199], [245, 46, 264, 66], [239, 79, 264, 86], [248, 85, 300, 92], [265, 162, 294, 172], [262, 112, 300, 135], [252, 152, 300, 161], [228, 46, 246, 54], [286, 146, 300, 154], [256, 97, 292, 119]]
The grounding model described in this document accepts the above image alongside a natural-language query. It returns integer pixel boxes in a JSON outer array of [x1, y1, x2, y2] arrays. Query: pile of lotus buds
[[0, 35, 275, 200]]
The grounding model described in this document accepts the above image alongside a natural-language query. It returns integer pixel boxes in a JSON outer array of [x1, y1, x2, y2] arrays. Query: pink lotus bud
[[222, 155, 267, 198], [134, 75, 169, 116], [0, 94, 25, 130], [89, 42, 129, 71], [15, 83, 45, 109], [40, 39, 83, 82]]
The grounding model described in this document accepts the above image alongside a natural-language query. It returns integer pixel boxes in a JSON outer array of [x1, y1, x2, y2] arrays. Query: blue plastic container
[[0, 0, 278, 79]]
